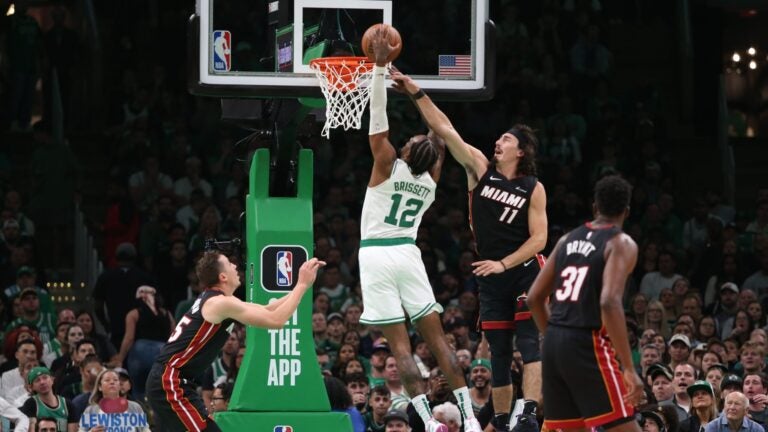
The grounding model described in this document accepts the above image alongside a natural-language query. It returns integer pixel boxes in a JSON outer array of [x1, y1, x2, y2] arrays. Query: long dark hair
[[493, 124, 538, 176]]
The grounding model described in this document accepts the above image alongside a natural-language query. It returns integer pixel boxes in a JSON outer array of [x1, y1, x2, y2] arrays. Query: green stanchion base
[[214, 411, 353, 432]]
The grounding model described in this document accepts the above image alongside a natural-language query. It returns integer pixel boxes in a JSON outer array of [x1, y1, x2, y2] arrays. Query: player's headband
[[506, 128, 528, 146]]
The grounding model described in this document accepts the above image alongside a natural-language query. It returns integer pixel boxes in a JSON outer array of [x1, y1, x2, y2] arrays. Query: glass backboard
[[189, 0, 494, 100]]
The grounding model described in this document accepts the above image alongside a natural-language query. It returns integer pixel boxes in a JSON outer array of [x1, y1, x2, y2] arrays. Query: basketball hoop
[[309, 56, 375, 138]]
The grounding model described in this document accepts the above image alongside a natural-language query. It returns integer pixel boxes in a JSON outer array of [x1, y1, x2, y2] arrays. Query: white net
[[310, 57, 374, 138]]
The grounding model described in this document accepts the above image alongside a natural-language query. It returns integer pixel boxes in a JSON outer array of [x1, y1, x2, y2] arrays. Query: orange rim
[[309, 56, 374, 86]]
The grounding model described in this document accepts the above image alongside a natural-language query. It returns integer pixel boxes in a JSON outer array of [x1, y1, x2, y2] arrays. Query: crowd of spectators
[[1, 0, 768, 431]]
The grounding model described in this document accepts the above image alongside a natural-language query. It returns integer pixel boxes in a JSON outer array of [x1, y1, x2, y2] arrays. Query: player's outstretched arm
[[600, 233, 643, 405], [526, 235, 566, 333], [203, 259, 325, 329], [390, 70, 487, 184], [367, 28, 397, 187]]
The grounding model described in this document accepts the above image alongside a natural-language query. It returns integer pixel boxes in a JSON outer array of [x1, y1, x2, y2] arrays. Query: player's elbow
[[599, 295, 623, 312]]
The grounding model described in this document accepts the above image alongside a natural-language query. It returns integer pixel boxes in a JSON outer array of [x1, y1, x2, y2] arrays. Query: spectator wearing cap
[[5, 287, 56, 345], [669, 334, 692, 371], [383, 409, 410, 432], [710, 283, 740, 340], [665, 363, 696, 421], [369, 341, 391, 388], [650, 363, 675, 402], [705, 392, 763, 432], [742, 252, 768, 299], [742, 373, 768, 427], [324, 312, 347, 353], [92, 242, 155, 349], [469, 359, 492, 417], [639, 404, 680, 432], [640, 251, 683, 301], [20, 366, 78, 432], [720, 375, 744, 411], [680, 380, 718, 432], [3, 266, 55, 321], [70, 354, 104, 419], [363, 385, 392, 431]]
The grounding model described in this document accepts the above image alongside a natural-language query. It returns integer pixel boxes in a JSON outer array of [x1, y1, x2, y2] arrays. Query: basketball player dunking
[[527, 175, 644, 432], [145, 251, 324, 431], [358, 30, 482, 432], [391, 72, 547, 432]]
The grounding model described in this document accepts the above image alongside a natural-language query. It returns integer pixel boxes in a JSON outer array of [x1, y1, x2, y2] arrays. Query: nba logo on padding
[[276, 251, 293, 287], [212, 30, 231, 71], [274, 426, 293, 432]]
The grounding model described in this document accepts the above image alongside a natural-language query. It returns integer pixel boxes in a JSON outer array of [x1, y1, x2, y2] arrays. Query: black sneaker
[[492, 414, 510, 432], [511, 413, 539, 432]]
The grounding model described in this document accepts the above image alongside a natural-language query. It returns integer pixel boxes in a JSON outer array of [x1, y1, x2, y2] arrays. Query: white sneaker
[[464, 417, 483, 432], [426, 418, 449, 432]]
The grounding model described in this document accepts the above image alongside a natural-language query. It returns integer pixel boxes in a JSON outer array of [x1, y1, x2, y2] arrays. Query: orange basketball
[[361, 23, 402, 63]]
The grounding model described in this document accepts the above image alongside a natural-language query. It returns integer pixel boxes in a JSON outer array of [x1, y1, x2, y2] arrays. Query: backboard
[[189, 0, 494, 100]]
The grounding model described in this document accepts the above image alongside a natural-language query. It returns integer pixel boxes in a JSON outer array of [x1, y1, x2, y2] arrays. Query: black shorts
[[542, 325, 635, 429], [146, 362, 211, 432], [478, 254, 544, 330]]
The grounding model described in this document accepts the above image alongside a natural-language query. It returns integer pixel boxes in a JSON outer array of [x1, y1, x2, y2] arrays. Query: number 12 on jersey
[[384, 193, 424, 228], [555, 266, 588, 302]]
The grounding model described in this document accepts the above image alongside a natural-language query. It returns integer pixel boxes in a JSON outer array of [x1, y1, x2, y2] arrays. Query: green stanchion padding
[[217, 148, 352, 431]]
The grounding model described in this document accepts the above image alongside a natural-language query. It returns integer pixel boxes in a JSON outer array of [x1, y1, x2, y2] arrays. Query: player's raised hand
[[371, 27, 395, 66], [471, 259, 506, 276], [622, 368, 644, 406], [297, 258, 326, 288], [390, 69, 419, 95]]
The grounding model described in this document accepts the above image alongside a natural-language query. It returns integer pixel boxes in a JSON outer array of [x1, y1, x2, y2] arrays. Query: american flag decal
[[438, 54, 472, 76]]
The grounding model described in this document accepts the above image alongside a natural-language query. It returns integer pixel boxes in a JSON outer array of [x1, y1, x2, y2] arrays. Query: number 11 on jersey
[[499, 206, 518, 224]]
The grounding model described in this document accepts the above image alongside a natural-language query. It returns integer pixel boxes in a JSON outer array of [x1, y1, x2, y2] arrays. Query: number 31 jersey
[[361, 159, 436, 240], [548, 223, 622, 329]]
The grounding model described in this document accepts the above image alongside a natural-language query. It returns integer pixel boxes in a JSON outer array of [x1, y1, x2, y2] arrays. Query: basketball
[[361, 24, 402, 63]]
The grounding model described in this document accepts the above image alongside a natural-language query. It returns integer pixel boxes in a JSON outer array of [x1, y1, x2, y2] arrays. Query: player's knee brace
[[515, 320, 541, 363], [484, 329, 514, 386]]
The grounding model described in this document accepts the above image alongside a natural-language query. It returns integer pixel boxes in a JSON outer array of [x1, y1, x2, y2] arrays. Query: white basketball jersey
[[361, 159, 436, 240]]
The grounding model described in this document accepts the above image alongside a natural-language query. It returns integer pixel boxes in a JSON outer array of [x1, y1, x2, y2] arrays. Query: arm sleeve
[[368, 65, 389, 135]]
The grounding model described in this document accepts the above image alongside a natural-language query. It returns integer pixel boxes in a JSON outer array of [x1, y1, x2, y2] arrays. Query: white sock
[[453, 386, 475, 419], [412, 394, 433, 423]]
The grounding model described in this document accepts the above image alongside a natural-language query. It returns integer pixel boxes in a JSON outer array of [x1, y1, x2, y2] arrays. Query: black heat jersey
[[548, 223, 622, 329], [469, 171, 537, 260], [155, 289, 235, 378]]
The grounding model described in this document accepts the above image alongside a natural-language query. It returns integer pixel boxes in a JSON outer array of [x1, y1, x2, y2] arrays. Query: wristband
[[500, 261, 507, 271], [412, 89, 426, 100]]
